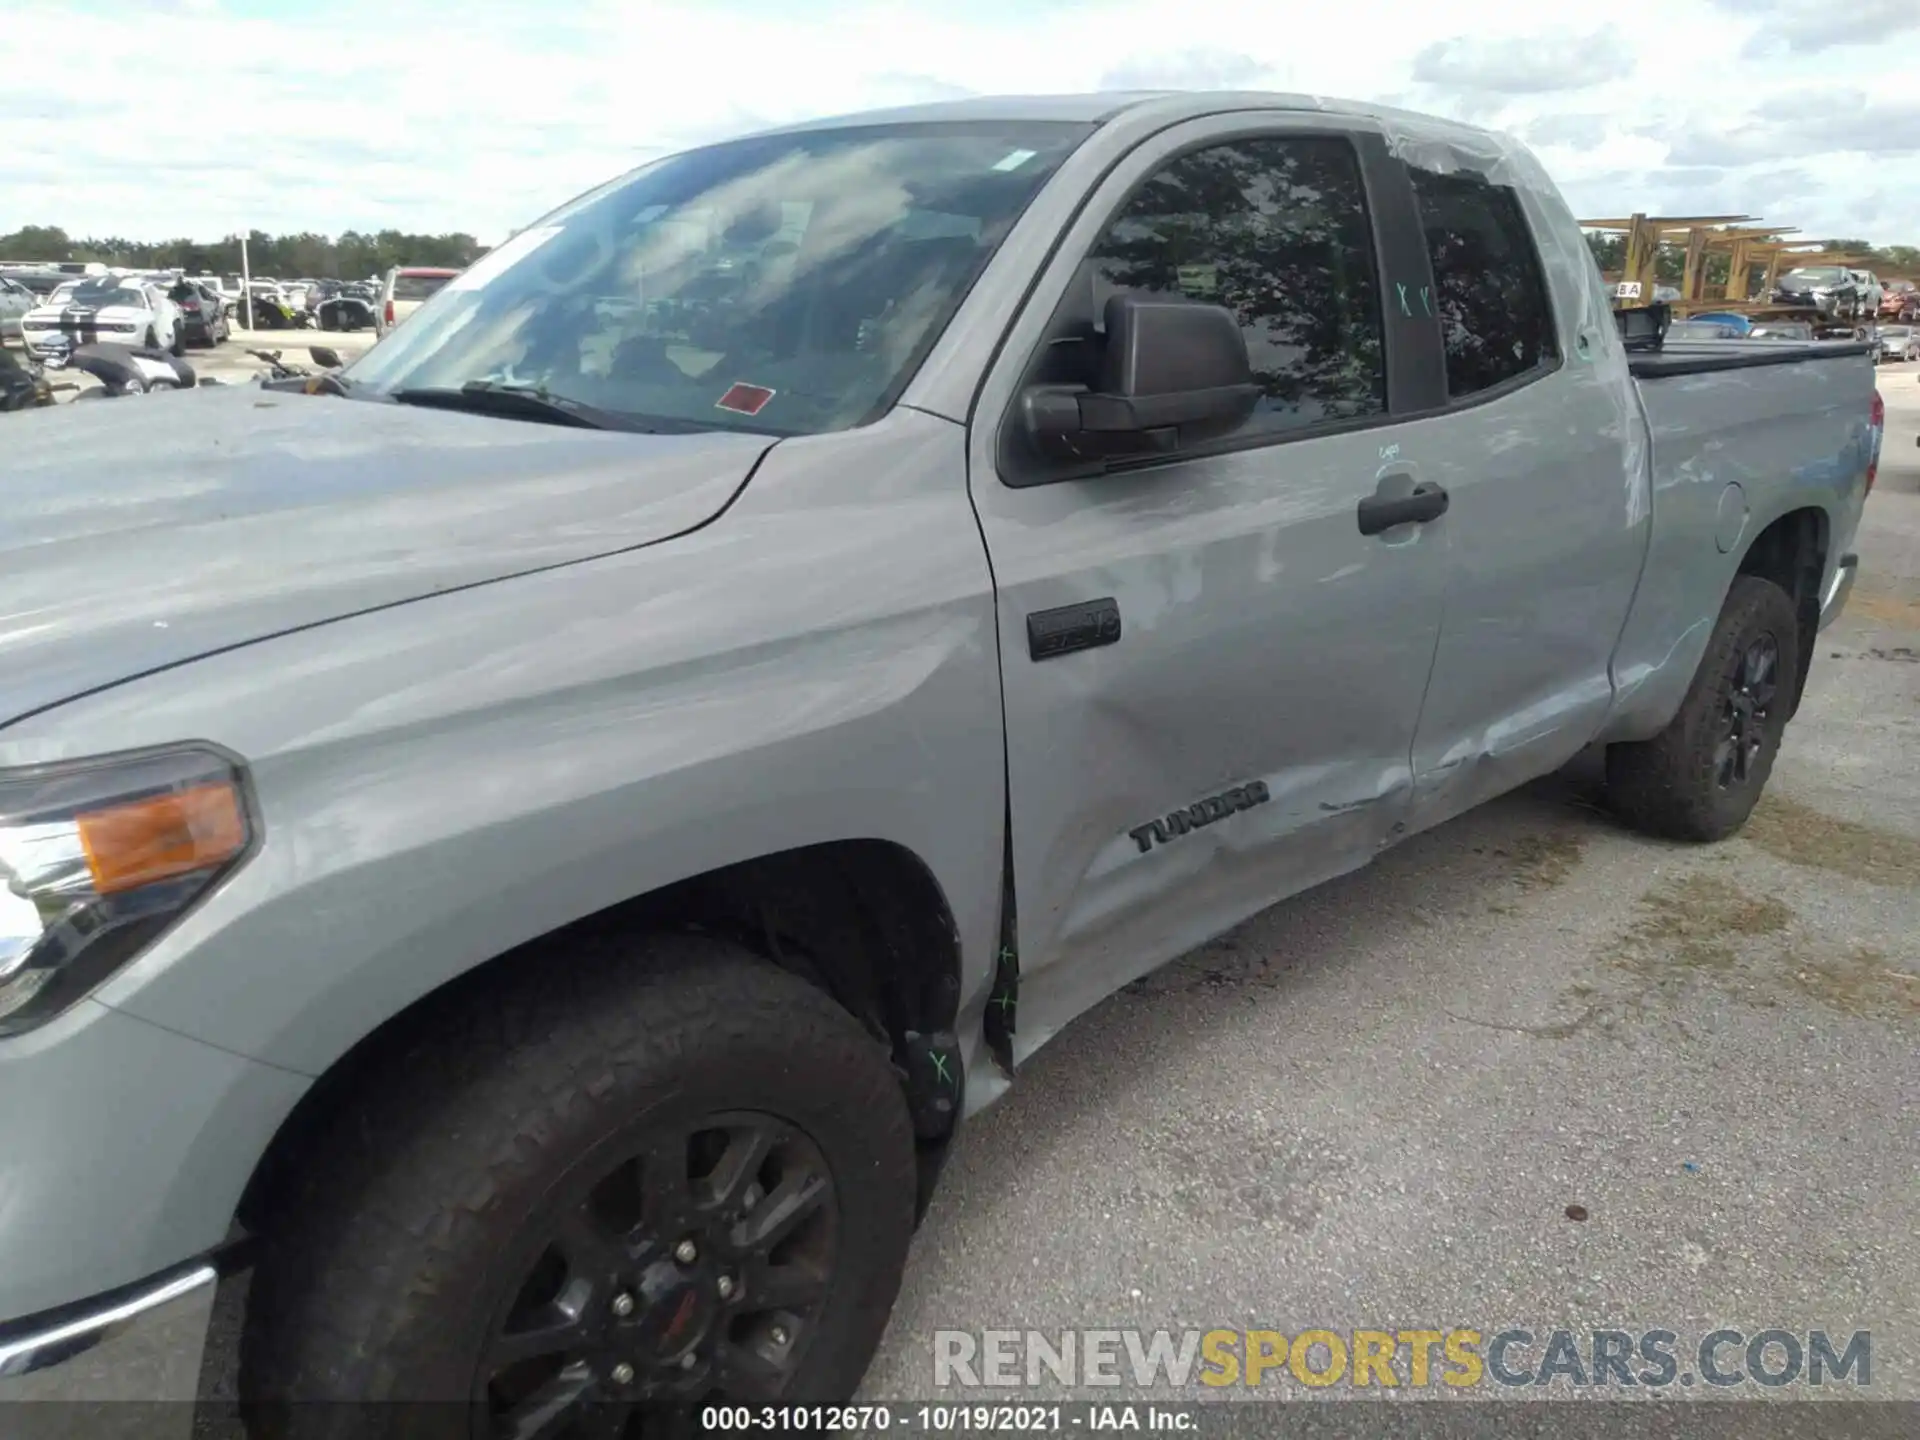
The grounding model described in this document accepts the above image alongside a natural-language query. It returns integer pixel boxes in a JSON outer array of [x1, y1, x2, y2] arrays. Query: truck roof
[[750, 90, 1508, 150]]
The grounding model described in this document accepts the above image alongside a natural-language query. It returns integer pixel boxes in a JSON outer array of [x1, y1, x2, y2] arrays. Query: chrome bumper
[[1819, 552, 1858, 631], [0, 1263, 215, 1439]]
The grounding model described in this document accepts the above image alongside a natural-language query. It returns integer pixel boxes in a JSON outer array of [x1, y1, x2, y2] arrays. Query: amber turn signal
[[77, 781, 249, 895]]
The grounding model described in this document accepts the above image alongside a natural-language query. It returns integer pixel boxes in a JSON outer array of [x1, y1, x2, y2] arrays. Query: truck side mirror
[[1019, 292, 1261, 462]]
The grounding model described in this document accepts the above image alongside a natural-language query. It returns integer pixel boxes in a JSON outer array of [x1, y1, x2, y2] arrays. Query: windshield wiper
[[388, 380, 657, 432]]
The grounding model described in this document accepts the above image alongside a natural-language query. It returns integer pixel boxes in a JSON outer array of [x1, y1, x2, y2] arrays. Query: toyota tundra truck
[[0, 91, 1884, 1438]]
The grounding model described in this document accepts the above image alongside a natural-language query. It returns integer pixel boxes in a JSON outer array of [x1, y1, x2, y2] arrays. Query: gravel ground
[[163, 363, 1917, 1424]]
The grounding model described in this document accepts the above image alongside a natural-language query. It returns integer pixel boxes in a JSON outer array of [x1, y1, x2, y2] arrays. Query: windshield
[[67, 283, 147, 308], [346, 120, 1091, 434], [1783, 267, 1846, 285], [1883, 326, 1912, 338]]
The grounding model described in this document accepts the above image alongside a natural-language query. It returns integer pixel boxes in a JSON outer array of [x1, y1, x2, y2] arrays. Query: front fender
[[0, 409, 1007, 1080]]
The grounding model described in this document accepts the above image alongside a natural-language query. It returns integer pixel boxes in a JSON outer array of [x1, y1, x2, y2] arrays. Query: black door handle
[[1357, 482, 1449, 536]]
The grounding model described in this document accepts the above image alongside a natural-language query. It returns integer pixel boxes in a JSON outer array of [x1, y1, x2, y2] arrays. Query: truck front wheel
[[240, 933, 916, 1438], [1606, 575, 1801, 842]]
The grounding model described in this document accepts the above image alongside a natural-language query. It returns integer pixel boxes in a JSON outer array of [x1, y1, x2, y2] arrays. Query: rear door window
[[1408, 168, 1557, 399]]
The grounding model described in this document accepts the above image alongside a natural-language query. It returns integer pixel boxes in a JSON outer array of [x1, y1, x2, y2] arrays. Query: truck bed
[[1629, 338, 1876, 379], [1604, 335, 1876, 741]]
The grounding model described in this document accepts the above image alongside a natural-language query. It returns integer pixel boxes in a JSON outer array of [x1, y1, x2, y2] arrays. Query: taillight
[[1867, 389, 1884, 494], [384, 299, 395, 326]]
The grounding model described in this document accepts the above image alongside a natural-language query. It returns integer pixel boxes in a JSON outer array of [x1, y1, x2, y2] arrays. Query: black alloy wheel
[[1605, 575, 1801, 841], [1715, 634, 1778, 791], [478, 1112, 837, 1438], [238, 936, 916, 1440]]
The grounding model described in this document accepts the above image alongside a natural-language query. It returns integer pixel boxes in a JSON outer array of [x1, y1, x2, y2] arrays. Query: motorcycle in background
[[61, 342, 204, 398], [247, 290, 311, 330], [1, 343, 71, 410], [249, 346, 349, 394]]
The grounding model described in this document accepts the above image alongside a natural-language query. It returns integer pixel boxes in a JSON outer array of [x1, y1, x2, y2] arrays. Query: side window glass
[[1079, 137, 1387, 438], [1408, 168, 1556, 398]]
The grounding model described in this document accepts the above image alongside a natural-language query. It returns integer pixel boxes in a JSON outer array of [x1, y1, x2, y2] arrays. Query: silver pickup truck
[[0, 93, 1886, 1435]]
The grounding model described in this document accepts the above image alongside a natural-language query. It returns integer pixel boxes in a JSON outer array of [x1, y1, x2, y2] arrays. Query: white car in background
[[18, 276, 184, 360]]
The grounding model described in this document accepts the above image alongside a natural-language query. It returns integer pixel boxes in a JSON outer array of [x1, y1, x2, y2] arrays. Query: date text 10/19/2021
[[700, 1407, 1187, 1432]]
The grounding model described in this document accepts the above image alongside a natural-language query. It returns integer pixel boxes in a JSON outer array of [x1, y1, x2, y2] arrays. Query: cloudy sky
[[4, 0, 1917, 246]]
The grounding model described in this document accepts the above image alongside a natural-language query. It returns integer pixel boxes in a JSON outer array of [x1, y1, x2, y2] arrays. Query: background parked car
[[0, 275, 32, 341], [1883, 280, 1919, 320], [376, 265, 458, 335], [167, 278, 231, 347], [19, 276, 183, 360], [5, 268, 82, 301], [1876, 324, 1919, 363], [316, 281, 378, 332], [1773, 265, 1859, 316], [304, 278, 342, 316], [1667, 319, 1748, 340], [1850, 270, 1884, 317]]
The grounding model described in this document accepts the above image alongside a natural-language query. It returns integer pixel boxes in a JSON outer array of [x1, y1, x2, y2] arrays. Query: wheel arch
[[236, 836, 967, 1239], [1732, 503, 1828, 717]]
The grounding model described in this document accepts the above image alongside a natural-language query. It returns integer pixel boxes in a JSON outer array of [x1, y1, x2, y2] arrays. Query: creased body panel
[[0, 411, 1006, 1100], [1599, 349, 1875, 744], [978, 446, 1448, 1061]]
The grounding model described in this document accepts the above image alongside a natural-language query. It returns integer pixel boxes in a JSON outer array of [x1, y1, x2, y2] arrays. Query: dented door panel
[[965, 115, 1454, 1058], [972, 440, 1447, 1060]]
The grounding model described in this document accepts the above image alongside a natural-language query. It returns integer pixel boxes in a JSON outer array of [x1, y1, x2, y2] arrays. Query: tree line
[[0, 225, 486, 279], [8, 220, 1913, 292]]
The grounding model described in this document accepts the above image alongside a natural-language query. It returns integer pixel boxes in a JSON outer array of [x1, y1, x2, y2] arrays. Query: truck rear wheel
[[1606, 575, 1800, 842], [240, 933, 916, 1439]]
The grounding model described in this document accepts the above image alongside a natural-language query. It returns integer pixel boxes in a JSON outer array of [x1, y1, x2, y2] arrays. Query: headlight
[[0, 746, 255, 1038]]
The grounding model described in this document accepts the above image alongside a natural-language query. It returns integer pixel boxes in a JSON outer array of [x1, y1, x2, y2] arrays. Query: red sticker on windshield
[[715, 382, 775, 416]]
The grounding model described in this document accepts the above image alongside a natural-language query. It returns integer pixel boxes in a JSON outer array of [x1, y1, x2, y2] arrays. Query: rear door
[[1391, 163, 1647, 830], [968, 114, 1452, 1051]]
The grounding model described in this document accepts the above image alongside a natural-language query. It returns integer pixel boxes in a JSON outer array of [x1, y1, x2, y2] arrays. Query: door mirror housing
[[1021, 292, 1260, 462]]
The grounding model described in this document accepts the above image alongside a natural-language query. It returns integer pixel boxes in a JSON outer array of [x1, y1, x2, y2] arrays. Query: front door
[[967, 115, 1451, 1057]]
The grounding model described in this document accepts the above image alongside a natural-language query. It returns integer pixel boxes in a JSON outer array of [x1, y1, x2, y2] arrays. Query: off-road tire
[[239, 933, 916, 1439], [1607, 574, 1800, 842]]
